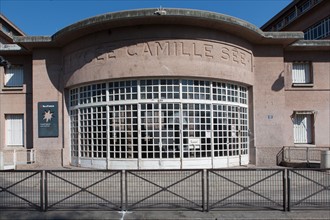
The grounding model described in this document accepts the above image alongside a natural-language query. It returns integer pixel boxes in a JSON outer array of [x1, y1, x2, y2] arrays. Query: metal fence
[[288, 169, 330, 211], [126, 170, 204, 211], [0, 168, 329, 212], [277, 146, 330, 167], [207, 169, 285, 211], [0, 170, 43, 210], [45, 170, 122, 211]]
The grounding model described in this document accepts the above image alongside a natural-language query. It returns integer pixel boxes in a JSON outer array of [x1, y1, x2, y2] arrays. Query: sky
[[0, 0, 292, 36]]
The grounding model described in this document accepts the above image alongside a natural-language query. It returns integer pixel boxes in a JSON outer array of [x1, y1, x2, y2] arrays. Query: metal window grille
[[69, 79, 248, 165]]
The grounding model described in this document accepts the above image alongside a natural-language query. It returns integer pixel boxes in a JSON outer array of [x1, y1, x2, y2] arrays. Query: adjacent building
[[261, 0, 330, 40], [0, 2, 329, 169]]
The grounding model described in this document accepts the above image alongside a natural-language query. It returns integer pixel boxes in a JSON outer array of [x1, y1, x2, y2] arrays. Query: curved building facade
[[69, 79, 249, 168], [1, 8, 329, 169]]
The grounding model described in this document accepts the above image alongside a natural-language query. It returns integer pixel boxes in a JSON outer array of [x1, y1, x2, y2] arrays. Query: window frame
[[292, 111, 315, 145], [5, 114, 25, 148], [291, 61, 313, 87], [4, 64, 24, 88]]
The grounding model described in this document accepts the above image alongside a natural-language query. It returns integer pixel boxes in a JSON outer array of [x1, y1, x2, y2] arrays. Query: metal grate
[[288, 169, 330, 210], [0, 171, 43, 210], [125, 170, 204, 211], [207, 169, 285, 211], [45, 170, 122, 211]]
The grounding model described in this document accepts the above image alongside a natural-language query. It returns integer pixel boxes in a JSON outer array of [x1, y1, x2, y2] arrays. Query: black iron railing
[[207, 169, 286, 211], [0, 168, 329, 212], [0, 170, 43, 210]]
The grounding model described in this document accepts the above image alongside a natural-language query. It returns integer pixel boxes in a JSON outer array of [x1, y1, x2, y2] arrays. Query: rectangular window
[[5, 114, 24, 147], [4, 65, 24, 87], [292, 62, 312, 85], [293, 112, 313, 144]]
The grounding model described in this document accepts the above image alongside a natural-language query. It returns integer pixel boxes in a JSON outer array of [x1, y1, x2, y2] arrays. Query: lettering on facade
[[64, 40, 252, 73]]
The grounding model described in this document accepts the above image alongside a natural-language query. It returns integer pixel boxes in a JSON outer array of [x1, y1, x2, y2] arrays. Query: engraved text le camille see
[[65, 41, 252, 72]]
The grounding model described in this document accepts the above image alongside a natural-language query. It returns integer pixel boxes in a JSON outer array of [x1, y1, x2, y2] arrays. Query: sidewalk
[[1, 210, 330, 220]]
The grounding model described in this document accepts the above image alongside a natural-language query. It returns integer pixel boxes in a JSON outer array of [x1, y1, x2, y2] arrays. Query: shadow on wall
[[271, 72, 284, 92]]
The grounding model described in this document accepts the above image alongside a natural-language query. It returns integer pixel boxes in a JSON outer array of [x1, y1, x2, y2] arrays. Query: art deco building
[[0, 4, 329, 169]]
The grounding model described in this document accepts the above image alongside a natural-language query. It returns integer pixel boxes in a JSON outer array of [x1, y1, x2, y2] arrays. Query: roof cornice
[[13, 8, 304, 49]]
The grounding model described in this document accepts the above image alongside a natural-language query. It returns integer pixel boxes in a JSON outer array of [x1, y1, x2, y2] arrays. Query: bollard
[[320, 150, 330, 169]]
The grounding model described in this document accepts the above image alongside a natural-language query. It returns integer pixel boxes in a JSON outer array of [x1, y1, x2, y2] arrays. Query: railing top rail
[[0, 170, 43, 173], [283, 146, 330, 149], [125, 169, 204, 172], [45, 169, 121, 172], [1, 168, 329, 172]]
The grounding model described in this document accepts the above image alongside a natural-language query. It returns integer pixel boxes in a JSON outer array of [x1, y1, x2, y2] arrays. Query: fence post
[[282, 169, 287, 211], [287, 169, 291, 212], [125, 170, 128, 211], [40, 170, 44, 211], [206, 170, 209, 212], [202, 169, 205, 212], [121, 170, 124, 211], [44, 170, 48, 212]]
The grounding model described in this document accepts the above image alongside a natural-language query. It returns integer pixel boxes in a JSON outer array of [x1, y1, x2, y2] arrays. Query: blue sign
[[38, 102, 58, 137]]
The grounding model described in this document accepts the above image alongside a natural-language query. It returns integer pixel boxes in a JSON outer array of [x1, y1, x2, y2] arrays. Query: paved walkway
[[1, 210, 330, 220]]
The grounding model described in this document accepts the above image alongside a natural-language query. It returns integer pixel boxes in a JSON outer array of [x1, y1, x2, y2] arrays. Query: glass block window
[[79, 108, 92, 157], [70, 88, 79, 107], [109, 104, 138, 159], [182, 103, 212, 158], [70, 109, 79, 157], [160, 103, 181, 158], [182, 80, 210, 100], [91, 83, 106, 103], [69, 78, 248, 162], [227, 84, 239, 103], [92, 106, 107, 158], [140, 80, 160, 100], [109, 80, 137, 101], [80, 85, 92, 105], [213, 105, 228, 157], [141, 103, 161, 158], [212, 82, 227, 101]]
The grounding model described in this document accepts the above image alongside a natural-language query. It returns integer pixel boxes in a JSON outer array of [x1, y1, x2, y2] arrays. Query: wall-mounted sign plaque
[[38, 102, 58, 137]]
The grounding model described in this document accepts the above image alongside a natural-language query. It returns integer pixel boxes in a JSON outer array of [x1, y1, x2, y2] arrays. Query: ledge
[[13, 8, 304, 49], [286, 40, 330, 51]]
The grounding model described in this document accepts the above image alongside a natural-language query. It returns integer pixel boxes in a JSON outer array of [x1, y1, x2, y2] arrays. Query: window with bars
[[292, 62, 313, 85], [5, 114, 24, 147], [69, 79, 249, 160], [109, 104, 138, 159], [4, 65, 24, 87]]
